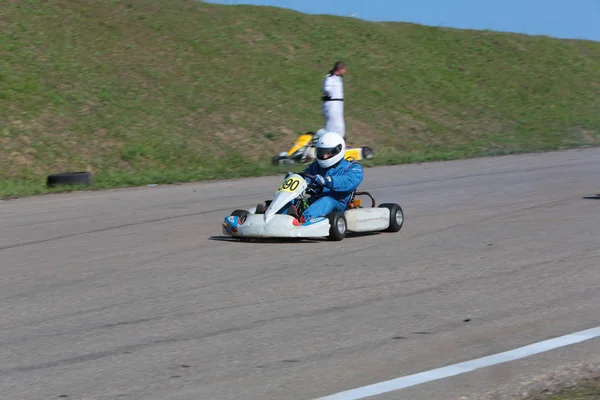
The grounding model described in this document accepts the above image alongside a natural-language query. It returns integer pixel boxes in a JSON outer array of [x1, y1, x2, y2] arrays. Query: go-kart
[[222, 173, 404, 241], [272, 131, 374, 166]]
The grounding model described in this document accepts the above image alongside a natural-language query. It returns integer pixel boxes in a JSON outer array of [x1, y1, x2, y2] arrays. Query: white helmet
[[316, 131, 345, 168]]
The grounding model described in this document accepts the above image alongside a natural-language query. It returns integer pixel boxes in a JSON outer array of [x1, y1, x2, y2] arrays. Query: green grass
[[2, 0, 599, 197]]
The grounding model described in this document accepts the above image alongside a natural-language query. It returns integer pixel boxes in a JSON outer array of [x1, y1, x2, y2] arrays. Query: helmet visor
[[316, 144, 343, 161]]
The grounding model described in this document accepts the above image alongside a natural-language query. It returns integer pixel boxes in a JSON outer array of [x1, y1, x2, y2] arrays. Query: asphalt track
[[1, 148, 600, 400]]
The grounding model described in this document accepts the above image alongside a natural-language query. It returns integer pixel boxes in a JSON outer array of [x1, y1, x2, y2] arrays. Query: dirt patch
[[465, 360, 600, 400]]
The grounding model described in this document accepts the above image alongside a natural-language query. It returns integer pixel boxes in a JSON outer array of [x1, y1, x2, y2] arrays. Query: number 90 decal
[[277, 177, 301, 192]]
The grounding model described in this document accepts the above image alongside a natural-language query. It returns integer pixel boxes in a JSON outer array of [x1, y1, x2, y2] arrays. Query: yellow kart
[[272, 131, 374, 166]]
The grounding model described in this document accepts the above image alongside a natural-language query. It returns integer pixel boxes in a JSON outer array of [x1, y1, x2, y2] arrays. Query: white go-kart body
[[222, 174, 404, 241]]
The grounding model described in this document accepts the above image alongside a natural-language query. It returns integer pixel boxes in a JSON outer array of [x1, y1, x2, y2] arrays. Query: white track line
[[315, 325, 600, 400]]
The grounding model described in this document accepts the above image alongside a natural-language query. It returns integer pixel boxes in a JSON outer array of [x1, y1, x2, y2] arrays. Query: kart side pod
[[344, 208, 390, 232]]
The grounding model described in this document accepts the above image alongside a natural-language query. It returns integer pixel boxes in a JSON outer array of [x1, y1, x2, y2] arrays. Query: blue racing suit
[[301, 159, 364, 220]]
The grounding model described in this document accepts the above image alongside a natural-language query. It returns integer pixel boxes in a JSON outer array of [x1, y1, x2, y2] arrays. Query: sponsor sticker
[[303, 217, 326, 225]]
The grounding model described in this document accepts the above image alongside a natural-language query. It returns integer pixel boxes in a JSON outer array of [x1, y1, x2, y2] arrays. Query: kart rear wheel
[[362, 146, 374, 160], [327, 211, 347, 241], [230, 209, 249, 224], [378, 203, 404, 232]]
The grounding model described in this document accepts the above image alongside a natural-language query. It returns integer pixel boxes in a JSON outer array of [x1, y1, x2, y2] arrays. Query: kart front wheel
[[327, 211, 347, 241], [230, 209, 249, 224], [378, 203, 404, 232], [362, 146, 374, 160]]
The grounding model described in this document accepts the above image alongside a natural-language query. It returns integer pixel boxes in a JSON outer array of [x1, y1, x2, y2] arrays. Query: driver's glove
[[311, 174, 329, 189]]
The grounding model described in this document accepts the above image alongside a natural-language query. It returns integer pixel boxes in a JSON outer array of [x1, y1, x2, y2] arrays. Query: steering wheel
[[302, 173, 324, 195]]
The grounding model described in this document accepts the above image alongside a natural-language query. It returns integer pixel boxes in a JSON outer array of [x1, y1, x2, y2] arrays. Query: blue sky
[[205, 0, 600, 42]]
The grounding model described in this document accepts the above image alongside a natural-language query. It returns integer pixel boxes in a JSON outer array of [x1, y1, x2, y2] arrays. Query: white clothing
[[321, 73, 345, 138], [322, 73, 344, 99]]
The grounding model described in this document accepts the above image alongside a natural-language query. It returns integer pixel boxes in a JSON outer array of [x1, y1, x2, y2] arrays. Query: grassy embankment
[[2, 0, 599, 197]]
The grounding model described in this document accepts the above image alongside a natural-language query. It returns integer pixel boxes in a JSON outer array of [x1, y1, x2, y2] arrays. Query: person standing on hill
[[322, 61, 347, 138]]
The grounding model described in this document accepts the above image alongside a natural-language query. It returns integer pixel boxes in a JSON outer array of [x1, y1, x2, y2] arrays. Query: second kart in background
[[272, 129, 374, 166]]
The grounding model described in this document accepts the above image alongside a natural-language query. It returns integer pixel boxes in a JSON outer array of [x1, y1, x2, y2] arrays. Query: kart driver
[[322, 61, 346, 138], [287, 131, 363, 223]]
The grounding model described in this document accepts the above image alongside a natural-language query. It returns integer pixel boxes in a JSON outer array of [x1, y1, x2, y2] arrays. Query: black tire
[[378, 203, 404, 232], [255, 200, 273, 214], [272, 155, 281, 166], [362, 146, 374, 160], [230, 209, 249, 224], [327, 211, 347, 241], [46, 171, 93, 188]]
